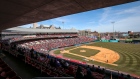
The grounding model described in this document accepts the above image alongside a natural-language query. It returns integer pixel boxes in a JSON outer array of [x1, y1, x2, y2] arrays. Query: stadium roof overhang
[[0, 0, 138, 31]]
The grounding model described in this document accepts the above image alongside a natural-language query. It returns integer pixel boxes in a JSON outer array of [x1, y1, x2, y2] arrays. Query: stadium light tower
[[111, 21, 115, 39], [62, 21, 64, 29]]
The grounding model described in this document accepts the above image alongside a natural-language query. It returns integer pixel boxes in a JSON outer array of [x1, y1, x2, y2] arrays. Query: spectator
[[0, 67, 3, 73], [55, 60, 61, 67], [60, 60, 65, 68], [64, 62, 69, 69], [91, 65, 96, 72], [96, 66, 101, 73], [101, 68, 105, 75], [0, 71, 6, 79], [46, 54, 50, 59], [75, 66, 84, 79], [33, 51, 38, 59], [83, 65, 94, 79], [39, 55, 45, 62], [126, 74, 131, 79], [30, 51, 34, 58], [86, 65, 91, 72], [30, 48, 34, 53], [67, 65, 75, 76], [119, 73, 125, 79], [84, 70, 93, 79], [50, 58, 55, 67]]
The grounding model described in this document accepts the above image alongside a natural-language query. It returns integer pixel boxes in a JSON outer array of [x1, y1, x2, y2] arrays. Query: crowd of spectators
[[36, 33, 78, 37], [1, 36, 106, 79], [15, 36, 94, 54], [17, 48, 105, 79], [9, 33, 79, 43]]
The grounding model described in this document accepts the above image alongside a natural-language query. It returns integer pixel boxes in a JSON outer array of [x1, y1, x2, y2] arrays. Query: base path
[[61, 45, 120, 66]]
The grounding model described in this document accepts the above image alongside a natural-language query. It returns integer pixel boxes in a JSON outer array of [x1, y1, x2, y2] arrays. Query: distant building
[[90, 31, 99, 40], [32, 23, 61, 29], [36, 24, 61, 29], [90, 31, 99, 37], [78, 29, 91, 36], [33, 23, 38, 29]]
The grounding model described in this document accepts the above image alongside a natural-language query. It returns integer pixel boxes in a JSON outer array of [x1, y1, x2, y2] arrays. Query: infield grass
[[69, 48, 100, 57]]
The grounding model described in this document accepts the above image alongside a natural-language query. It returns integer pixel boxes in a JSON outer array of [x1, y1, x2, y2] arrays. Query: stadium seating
[[8, 33, 79, 42], [13, 36, 94, 54]]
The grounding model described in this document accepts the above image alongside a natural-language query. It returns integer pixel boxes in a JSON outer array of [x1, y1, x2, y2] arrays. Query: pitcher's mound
[[80, 50, 86, 52]]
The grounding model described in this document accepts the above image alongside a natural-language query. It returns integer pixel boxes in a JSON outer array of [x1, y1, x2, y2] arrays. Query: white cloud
[[91, 15, 140, 32], [54, 17, 69, 23], [116, 5, 140, 15], [89, 4, 140, 32], [115, 15, 140, 31], [99, 7, 112, 25]]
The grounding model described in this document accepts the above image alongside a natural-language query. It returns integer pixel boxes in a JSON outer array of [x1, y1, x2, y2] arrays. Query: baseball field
[[53, 42, 140, 76]]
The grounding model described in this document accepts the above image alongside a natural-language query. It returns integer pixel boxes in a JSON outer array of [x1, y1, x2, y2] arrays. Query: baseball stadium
[[0, 26, 140, 79], [0, 0, 140, 79]]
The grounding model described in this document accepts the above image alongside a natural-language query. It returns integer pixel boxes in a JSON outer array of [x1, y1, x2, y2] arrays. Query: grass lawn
[[63, 53, 84, 61], [88, 42, 140, 76], [69, 48, 100, 57], [54, 49, 61, 54], [61, 42, 140, 76], [63, 53, 118, 70], [65, 46, 77, 50]]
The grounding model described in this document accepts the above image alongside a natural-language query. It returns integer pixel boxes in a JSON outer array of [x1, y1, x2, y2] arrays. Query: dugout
[[132, 40, 140, 44]]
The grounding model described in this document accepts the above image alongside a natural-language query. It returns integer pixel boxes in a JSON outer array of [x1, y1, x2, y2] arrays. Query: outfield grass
[[88, 42, 140, 75], [65, 46, 77, 50], [54, 49, 61, 54], [69, 48, 100, 57]]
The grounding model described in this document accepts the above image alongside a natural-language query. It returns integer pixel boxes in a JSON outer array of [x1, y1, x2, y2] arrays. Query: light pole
[[62, 21, 64, 29], [111, 22, 115, 39]]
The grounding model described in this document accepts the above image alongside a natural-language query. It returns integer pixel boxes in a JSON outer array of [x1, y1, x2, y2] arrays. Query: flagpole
[[62, 21, 64, 29]]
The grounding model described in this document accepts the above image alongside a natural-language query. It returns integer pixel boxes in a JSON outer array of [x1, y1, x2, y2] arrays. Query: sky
[[19, 1, 140, 32]]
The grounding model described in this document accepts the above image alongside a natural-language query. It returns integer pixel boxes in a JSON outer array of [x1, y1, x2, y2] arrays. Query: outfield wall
[[123, 39, 140, 43], [133, 40, 140, 43], [99, 40, 119, 42], [110, 40, 119, 42]]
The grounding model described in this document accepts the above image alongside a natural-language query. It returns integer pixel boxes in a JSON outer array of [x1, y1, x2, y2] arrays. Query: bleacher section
[[9, 33, 78, 43]]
